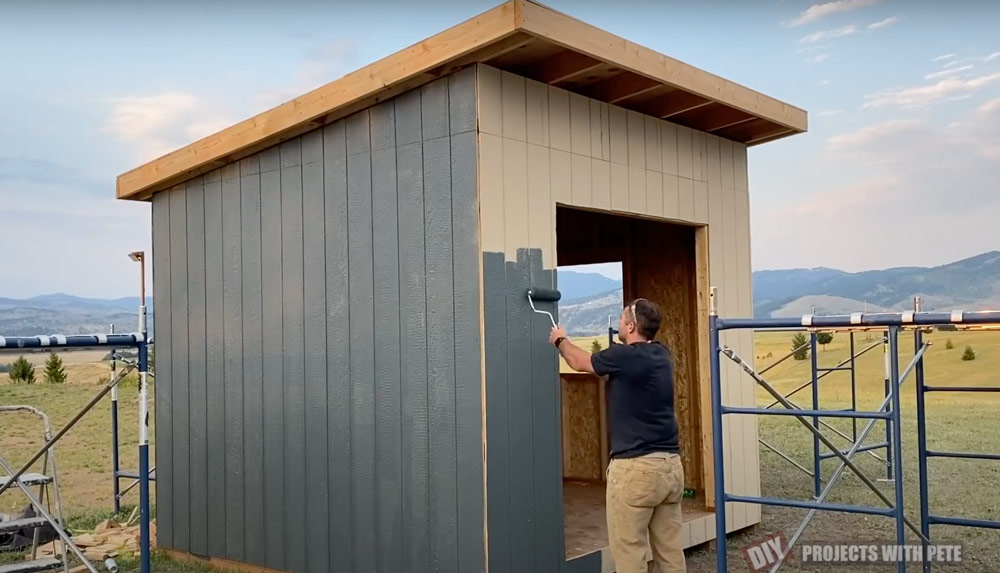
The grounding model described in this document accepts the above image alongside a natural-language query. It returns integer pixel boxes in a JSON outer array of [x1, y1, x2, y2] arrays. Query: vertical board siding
[[149, 67, 482, 572], [167, 187, 189, 552], [372, 101, 403, 573], [203, 171, 226, 558], [184, 177, 208, 556], [394, 91, 431, 571], [482, 249, 564, 573], [476, 63, 761, 570], [238, 158, 265, 565], [258, 148, 285, 570], [151, 191, 172, 550], [323, 121, 352, 571], [451, 69, 485, 573], [423, 78, 459, 572], [301, 130, 330, 573], [221, 163, 245, 561], [346, 110, 377, 573]]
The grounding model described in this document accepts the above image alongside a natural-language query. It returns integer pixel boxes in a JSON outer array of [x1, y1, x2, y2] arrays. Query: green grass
[[4, 331, 1000, 570], [0, 373, 156, 516]]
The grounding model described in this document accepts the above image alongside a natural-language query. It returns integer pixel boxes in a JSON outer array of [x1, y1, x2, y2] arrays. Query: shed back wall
[[151, 67, 484, 573]]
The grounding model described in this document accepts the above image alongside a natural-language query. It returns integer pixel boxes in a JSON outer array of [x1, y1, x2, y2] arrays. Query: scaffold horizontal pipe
[[0, 333, 143, 349], [717, 311, 1000, 330], [725, 494, 896, 517], [818, 442, 889, 459], [723, 406, 891, 420], [923, 385, 1000, 393], [926, 450, 1000, 461], [928, 515, 1000, 530]]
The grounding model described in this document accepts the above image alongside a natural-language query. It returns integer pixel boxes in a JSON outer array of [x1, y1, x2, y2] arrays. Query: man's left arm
[[549, 325, 596, 374]]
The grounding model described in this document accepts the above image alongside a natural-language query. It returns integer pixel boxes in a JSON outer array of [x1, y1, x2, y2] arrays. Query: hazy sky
[[1, 0, 998, 297]]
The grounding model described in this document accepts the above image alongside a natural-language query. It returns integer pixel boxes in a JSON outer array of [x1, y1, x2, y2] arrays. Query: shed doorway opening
[[556, 206, 713, 560]]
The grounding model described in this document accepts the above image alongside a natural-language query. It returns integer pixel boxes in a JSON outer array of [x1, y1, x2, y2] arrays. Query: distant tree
[[945, 339, 955, 350], [962, 346, 976, 361], [791, 333, 809, 361], [44, 353, 67, 384], [590, 339, 603, 354], [9, 356, 35, 384], [816, 332, 834, 351]]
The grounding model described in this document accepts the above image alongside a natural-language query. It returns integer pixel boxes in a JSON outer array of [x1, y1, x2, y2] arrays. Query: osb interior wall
[[476, 62, 760, 552], [554, 207, 702, 494], [561, 374, 604, 481]]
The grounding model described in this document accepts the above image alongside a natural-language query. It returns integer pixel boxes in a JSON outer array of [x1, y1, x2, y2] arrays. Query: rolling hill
[[0, 294, 152, 336], [2, 252, 997, 337], [753, 251, 1000, 317], [553, 251, 1000, 333]]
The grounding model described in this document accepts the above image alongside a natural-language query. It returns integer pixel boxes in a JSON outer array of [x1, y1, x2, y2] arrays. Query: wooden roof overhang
[[117, 0, 807, 201]]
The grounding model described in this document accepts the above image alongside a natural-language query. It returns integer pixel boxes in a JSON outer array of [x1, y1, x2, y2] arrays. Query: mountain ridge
[[2, 252, 996, 336]]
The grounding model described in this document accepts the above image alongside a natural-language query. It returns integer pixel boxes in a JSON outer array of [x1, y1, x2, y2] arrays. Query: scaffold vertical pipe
[[884, 332, 894, 481], [888, 326, 906, 573], [850, 331, 858, 442], [709, 289, 728, 573], [132, 249, 151, 573], [914, 298, 931, 573], [109, 323, 121, 515], [810, 332, 821, 498]]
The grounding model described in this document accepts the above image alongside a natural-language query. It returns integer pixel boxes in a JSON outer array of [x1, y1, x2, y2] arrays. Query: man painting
[[549, 298, 685, 573]]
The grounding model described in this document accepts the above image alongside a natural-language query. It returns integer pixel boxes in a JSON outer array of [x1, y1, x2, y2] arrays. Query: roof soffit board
[[514, 0, 807, 135]]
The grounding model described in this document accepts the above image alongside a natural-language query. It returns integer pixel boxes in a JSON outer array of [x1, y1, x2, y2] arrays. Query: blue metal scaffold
[[708, 287, 1000, 573], [0, 251, 152, 573], [0, 333, 151, 573]]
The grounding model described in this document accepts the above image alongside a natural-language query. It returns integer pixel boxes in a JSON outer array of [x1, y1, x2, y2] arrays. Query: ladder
[[0, 406, 91, 573]]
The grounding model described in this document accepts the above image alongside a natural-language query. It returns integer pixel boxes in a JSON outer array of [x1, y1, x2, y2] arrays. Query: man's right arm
[[591, 343, 628, 377]]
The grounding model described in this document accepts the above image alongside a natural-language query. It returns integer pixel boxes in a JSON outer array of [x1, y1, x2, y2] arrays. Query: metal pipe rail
[[717, 310, 1000, 330], [0, 333, 145, 350], [913, 301, 1000, 572], [707, 288, 1000, 573]]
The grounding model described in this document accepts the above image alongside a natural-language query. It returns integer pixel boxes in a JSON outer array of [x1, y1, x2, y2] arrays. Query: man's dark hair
[[628, 298, 662, 340]]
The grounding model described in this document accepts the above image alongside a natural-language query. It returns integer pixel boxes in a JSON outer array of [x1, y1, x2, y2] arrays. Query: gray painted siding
[[483, 248, 575, 573], [150, 67, 483, 572]]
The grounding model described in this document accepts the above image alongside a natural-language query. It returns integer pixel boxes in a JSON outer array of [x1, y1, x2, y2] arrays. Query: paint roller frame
[[526, 288, 561, 327]]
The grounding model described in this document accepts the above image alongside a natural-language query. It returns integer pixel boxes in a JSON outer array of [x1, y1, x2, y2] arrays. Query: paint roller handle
[[526, 288, 561, 328]]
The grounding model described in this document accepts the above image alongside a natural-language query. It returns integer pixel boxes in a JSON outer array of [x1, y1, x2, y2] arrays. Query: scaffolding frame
[[755, 331, 890, 489], [107, 323, 157, 517], [708, 288, 1000, 573], [0, 334, 149, 572]]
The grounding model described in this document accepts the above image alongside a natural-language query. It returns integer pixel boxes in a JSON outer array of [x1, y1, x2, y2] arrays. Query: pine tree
[[10, 356, 35, 384], [791, 333, 809, 361], [962, 346, 976, 361], [945, 339, 954, 350], [816, 332, 834, 351], [590, 339, 603, 353], [44, 353, 67, 384]]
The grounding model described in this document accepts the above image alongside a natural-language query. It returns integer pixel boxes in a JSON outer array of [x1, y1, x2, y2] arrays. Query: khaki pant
[[606, 452, 686, 573]]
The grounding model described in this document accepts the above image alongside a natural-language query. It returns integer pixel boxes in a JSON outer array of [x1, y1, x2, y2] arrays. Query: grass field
[[2, 329, 999, 571]]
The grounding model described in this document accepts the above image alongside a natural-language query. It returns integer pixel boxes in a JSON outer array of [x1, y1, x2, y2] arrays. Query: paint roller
[[526, 288, 561, 327]]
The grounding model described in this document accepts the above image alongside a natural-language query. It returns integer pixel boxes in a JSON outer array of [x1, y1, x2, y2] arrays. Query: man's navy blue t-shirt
[[591, 340, 680, 459]]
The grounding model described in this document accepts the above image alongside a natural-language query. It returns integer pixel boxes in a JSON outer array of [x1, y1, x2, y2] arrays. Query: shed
[[116, 1, 807, 571]]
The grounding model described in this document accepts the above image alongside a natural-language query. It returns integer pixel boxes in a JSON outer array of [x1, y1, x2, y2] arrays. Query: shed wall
[[151, 67, 484, 573], [476, 63, 760, 569]]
